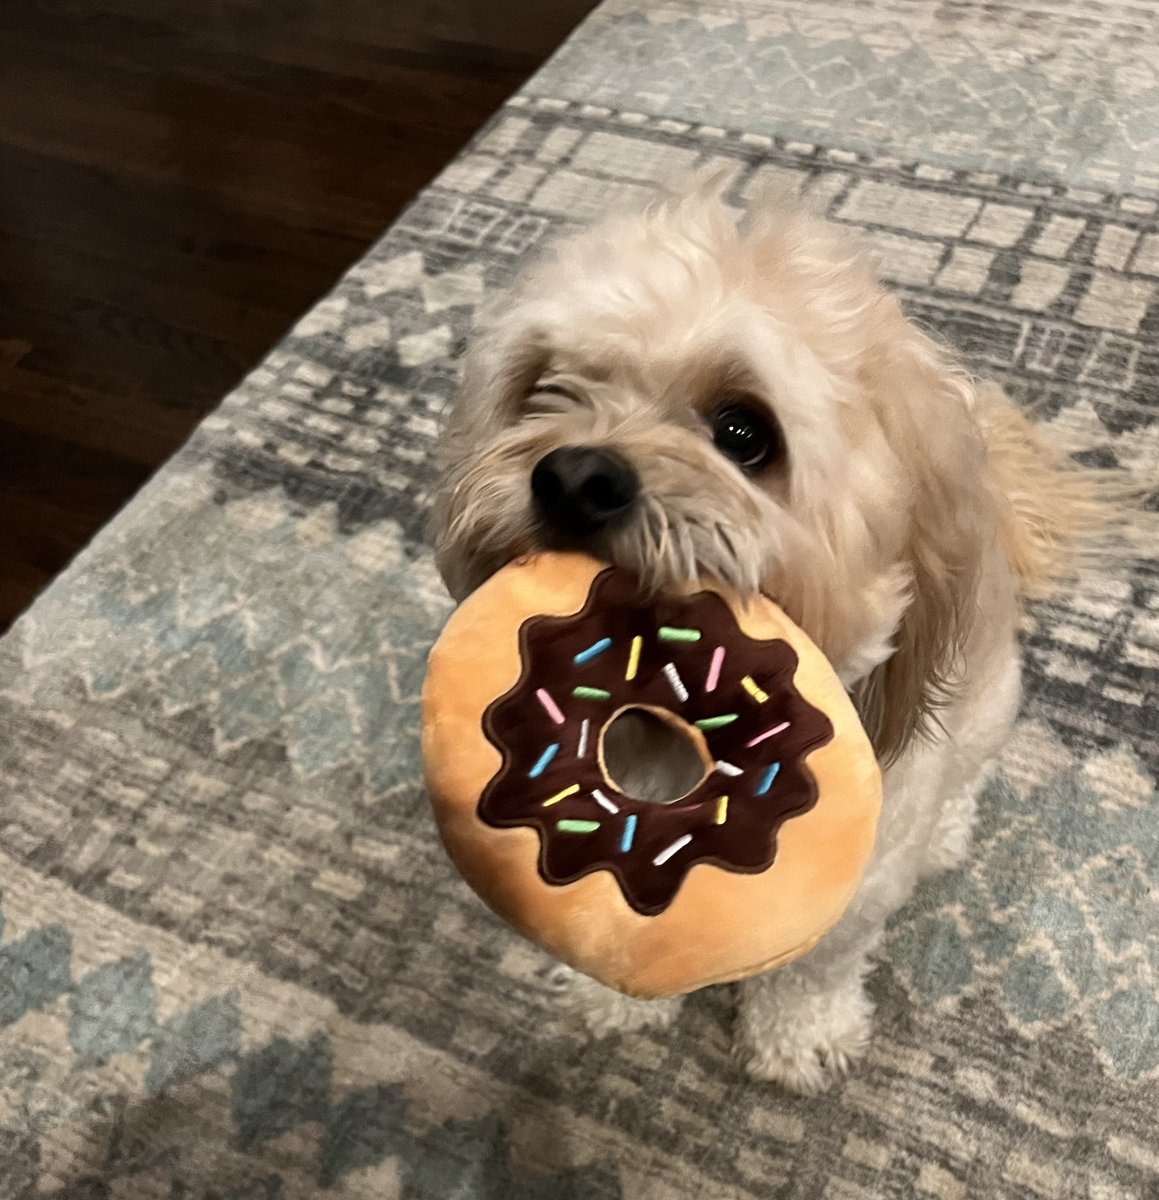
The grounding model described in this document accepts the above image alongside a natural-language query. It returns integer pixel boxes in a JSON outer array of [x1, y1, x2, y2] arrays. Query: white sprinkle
[[714, 761, 743, 777], [653, 834, 693, 866], [578, 718, 590, 758], [592, 789, 619, 814], [662, 662, 689, 703]]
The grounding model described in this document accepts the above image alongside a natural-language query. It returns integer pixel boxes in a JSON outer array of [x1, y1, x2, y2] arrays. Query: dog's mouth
[[529, 519, 617, 560], [443, 473, 763, 605], [523, 521, 751, 605]]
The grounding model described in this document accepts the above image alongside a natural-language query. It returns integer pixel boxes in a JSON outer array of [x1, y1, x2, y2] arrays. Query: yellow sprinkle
[[741, 675, 769, 704], [625, 635, 642, 682], [715, 795, 729, 825], [542, 784, 580, 808]]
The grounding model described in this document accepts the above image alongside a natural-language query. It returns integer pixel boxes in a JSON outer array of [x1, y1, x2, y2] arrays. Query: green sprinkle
[[658, 626, 702, 643], [696, 714, 739, 730], [557, 819, 601, 834], [573, 686, 612, 701]]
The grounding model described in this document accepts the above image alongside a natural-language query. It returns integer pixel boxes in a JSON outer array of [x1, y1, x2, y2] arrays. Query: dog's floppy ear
[[852, 329, 998, 766], [430, 308, 550, 598], [433, 304, 548, 505]]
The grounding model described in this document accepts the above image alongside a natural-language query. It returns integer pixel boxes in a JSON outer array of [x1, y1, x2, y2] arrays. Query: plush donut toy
[[422, 552, 882, 999]]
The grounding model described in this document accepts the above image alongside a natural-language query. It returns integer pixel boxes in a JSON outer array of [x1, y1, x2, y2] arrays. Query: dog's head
[[432, 185, 1005, 762]]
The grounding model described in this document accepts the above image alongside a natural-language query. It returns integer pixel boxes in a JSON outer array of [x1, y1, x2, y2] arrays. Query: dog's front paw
[[736, 958, 874, 1094], [738, 1005, 871, 1095], [540, 963, 682, 1038]]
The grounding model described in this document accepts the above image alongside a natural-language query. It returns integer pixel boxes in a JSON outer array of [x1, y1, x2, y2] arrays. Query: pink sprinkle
[[746, 720, 790, 748], [705, 646, 725, 693], [536, 688, 565, 726]]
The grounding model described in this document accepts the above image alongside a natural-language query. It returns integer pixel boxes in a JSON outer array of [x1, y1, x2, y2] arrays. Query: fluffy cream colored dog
[[431, 181, 1101, 1093]]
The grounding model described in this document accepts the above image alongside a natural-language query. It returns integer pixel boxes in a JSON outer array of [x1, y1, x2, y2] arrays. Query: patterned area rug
[[2, 2, 1158, 1196]]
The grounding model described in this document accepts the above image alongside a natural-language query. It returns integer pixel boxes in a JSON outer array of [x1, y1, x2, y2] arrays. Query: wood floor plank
[[0, 0, 596, 631]]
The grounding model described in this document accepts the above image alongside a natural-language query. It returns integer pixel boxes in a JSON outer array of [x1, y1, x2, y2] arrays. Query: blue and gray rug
[[2, 2, 1157, 1196]]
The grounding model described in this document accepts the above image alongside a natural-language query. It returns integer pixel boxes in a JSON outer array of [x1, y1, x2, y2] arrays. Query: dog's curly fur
[[431, 181, 1107, 1093]]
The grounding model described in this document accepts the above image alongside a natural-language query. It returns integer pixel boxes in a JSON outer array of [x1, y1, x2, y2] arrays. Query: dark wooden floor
[[0, 0, 594, 632]]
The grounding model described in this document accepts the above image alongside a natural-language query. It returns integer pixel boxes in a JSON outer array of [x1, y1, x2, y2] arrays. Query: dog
[[429, 179, 1105, 1094]]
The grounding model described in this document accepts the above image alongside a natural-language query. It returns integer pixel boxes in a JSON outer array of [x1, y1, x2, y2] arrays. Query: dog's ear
[[852, 330, 998, 766], [429, 311, 549, 597]]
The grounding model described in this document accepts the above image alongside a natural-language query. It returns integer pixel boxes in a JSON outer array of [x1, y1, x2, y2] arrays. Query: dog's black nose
[[531, 446, 640, 536]]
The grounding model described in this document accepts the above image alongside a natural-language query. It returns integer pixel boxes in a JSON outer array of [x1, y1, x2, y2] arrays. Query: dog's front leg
[[734, 936, 880, 1094]]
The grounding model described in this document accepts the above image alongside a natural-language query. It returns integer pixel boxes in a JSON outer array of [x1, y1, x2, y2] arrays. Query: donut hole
[[599, 706, 709, 805]]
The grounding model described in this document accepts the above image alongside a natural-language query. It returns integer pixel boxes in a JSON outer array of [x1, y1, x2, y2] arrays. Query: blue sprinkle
[[756, 762, 781, 796], [620, 814, 638, 853], [574, 637, 613, 666], [529, 743, 561, 779]]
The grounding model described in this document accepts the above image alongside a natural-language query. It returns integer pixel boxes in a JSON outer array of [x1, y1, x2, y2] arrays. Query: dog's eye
[[523, 383, 582, 416], [711, 402, 781, 473]]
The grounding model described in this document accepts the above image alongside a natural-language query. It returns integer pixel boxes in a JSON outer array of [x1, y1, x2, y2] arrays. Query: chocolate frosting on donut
[[479, 568, 834, 916]]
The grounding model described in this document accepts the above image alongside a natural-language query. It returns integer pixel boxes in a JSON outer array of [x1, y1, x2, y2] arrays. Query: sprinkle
[[592, 789, 620, 814], [705, 646, 725, 693], [573, 686, 612, 701], [741, 675, 769, 704], [659, 626, 701, 643], [577, 718, 590, 758], [696, 714, 738, 731], [529, 743, 560, 778], [715, 760, 743, 777], [626, 635, 642, 681], [714, 795, 729, 825], [662, 662, 689, 703], [756, 762, 781, 795], [653, 834, 693, 866], [620, 814, 638, 852], [574, 637, 612, 665], [747, 721, 790, 748], [542, 784, 580, 808], [536, 688, 565, 726], [557, 819, 600, 834]]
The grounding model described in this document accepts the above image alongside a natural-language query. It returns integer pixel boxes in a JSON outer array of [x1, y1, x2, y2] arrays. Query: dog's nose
[[531, 446, 640, 536]]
